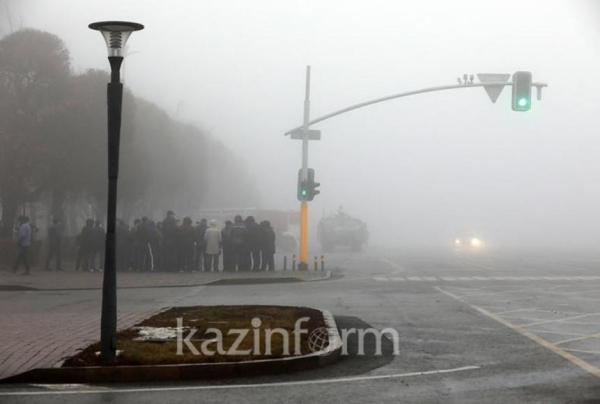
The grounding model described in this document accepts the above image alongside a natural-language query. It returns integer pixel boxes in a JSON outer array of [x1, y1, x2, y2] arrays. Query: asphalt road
[[2, 247, 600, 403]]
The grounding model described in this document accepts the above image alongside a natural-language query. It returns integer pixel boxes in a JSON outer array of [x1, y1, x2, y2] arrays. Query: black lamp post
[[89, 21, 144, 362]]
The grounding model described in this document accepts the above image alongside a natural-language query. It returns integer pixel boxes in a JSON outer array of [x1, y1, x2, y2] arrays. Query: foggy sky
[[4, 0, 600, 250]]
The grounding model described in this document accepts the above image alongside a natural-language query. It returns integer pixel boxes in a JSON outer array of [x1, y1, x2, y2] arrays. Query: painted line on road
[[372, 276, 600, 283], [0, 365, 481, 396], [554, 332, 600, 346], [494, 308, 539, 315], [562, 348, 600, 355], [522, 312, 600, 328], [461, 262, 496, 271], [435, 286, 600, 379], [379, 257, 405, 275]]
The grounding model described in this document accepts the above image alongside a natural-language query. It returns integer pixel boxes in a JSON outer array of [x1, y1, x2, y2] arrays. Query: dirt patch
[[63, 305, 327, 367]]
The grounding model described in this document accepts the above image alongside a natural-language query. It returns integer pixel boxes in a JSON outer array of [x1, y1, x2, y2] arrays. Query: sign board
[[290, 129, 321, 140], [477, 73, 511, 104]]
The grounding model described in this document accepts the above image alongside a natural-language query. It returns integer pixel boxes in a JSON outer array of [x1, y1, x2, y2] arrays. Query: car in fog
[[453, 235, 484, 251]]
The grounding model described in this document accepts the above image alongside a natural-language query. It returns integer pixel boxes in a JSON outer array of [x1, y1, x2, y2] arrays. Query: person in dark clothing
[[75, 219, 95, 271], [230, 215, 249, 271], [12, 216, 32, 275], [45, 218, 63, 271], [194, 219, 208, 271], [245, 216, 261, 271], [90, 220, 105, 271], [221, 220, 233, 272], [179, 217, 195, 272], [116, 220, 132, 271], [259, 220, 276, 271], [161, 211, 178, 271]]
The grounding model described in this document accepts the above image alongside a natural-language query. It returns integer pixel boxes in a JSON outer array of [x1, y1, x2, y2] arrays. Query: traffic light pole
[[299, 66, 311, 271], [286, 73, 547, 269], [285, 80, 547, 136]]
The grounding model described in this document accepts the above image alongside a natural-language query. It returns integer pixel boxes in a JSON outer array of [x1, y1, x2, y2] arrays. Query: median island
[[64, 305, 330, 367]]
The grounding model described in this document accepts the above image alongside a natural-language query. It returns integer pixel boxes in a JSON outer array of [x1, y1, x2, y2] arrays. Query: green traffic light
[[518, 98, 528, 107]]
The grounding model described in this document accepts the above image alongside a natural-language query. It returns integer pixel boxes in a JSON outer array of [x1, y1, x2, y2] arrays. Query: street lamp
[[89, 20, 144, 362]]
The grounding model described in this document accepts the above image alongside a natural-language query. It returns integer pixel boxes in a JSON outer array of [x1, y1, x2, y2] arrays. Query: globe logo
[[308, 327, 330, 352]]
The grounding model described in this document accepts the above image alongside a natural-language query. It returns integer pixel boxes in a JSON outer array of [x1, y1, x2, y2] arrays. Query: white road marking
[[372, 276, 600, 283], [554, 332, 600, 346], [523, 313, 600, 327], [435, 286, 600, 379], [563, 348, 600, 355], [0, 366, 482, 396], [494, 308, 539, 315], [461, 262, 495, 270], [379, 257, 405, 275]]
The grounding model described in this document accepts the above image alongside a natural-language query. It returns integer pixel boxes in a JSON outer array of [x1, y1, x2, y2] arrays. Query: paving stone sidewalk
[[0, 308, 159, 380]]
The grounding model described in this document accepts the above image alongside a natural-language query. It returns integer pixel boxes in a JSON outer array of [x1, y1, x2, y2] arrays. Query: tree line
[[0, 29, 258, 237]]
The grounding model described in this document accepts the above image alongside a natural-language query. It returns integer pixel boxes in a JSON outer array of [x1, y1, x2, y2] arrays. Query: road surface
[[2, 247, 600, 403]]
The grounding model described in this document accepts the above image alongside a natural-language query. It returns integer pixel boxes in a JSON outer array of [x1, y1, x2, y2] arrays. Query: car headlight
[[454, 239, 461, 245], [470, 238, 482, 247]]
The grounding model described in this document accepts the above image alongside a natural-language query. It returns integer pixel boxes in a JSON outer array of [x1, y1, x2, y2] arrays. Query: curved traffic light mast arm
[[284, 81, 548, 136]]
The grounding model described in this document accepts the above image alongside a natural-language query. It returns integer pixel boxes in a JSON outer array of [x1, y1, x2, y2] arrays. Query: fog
[[3, 0, 600, 251]]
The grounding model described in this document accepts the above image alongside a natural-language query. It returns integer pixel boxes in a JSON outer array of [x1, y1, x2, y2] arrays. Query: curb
[[0, 271, 332, 292], [1, 309, 343, 384]]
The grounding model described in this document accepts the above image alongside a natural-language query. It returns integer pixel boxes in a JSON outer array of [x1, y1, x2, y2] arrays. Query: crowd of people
[[30, 211, 277, 274]]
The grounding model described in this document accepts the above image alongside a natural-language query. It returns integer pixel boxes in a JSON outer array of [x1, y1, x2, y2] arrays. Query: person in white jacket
[[204, 220, 222, 272]]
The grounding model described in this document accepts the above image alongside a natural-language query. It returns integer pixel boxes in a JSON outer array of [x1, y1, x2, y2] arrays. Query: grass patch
[[64, 305, 327, 367]]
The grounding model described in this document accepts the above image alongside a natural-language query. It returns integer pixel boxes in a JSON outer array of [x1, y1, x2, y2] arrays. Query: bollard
[[292, 254, 296, 271], [314, 256, 318, 271], [321, 255, 325, 271], [283, 256, 287, 271]]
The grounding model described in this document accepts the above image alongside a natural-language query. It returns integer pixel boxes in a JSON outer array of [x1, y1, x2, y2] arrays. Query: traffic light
[[307, 168, 320, 201], [297, 168, 320, 201], [512, 71, 532, 111], [297, 169, 308, 201]]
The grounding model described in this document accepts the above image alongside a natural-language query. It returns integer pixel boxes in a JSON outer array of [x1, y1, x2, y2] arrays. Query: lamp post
[[89, 21, 144, 362]]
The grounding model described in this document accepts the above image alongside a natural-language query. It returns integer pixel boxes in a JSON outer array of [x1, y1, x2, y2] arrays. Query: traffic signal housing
[[297, 169, 308, 201], [307, 168, 320, 201], [512, 71, 532, 111], [297, 168, 320, 201]]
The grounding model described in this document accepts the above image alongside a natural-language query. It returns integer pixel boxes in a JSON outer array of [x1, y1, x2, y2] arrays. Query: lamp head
[[89, 21, 144, 57]]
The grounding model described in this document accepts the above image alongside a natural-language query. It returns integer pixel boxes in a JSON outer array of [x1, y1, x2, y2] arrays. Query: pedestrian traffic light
[[512, 71, 532, 112], [307, 168, 320, 201]]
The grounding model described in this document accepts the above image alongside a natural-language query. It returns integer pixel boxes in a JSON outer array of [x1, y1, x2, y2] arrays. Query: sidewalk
[[0, 308, 159, 380], [0, 268, 330, 291]]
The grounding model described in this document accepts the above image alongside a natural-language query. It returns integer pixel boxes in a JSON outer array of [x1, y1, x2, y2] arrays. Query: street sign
[[477, 73, 510, 103], [290, 129, 321, 140]]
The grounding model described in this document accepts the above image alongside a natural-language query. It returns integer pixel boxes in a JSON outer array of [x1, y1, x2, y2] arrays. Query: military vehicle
[[318, 208, 368, 252]]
